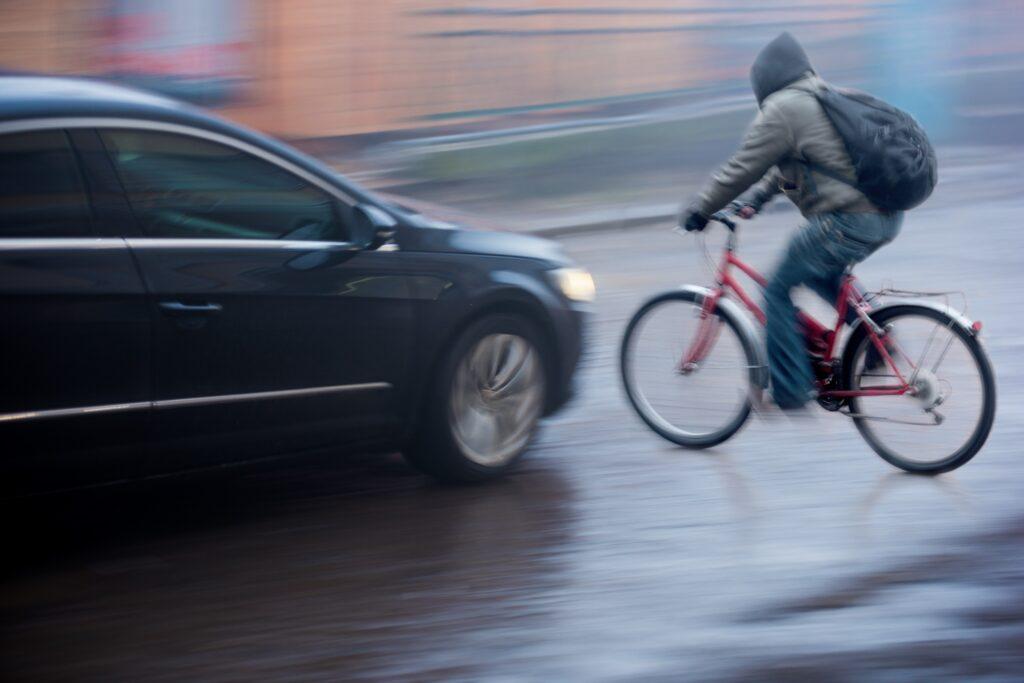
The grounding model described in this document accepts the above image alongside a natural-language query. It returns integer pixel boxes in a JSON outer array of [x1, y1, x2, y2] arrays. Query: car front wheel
[[406, 314, 547, 482]]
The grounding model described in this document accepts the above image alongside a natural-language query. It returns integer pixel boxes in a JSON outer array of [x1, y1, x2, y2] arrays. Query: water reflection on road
[[2, 456, 577, 680]]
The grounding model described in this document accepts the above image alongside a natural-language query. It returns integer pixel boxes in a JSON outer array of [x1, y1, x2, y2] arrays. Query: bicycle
[[620, 212, 996, 474]]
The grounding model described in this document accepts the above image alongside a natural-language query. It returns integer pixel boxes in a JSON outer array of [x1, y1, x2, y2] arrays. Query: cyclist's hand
[[728, 200, 757, 219], [680, 207, 709, 232]]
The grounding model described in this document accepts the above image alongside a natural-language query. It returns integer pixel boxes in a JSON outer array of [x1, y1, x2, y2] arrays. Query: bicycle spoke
[[930, 329, 957, 374], [908, 320, 942, 384]]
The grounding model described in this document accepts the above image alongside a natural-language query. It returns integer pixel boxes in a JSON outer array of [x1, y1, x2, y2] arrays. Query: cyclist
[[680, 32, 903, 410]]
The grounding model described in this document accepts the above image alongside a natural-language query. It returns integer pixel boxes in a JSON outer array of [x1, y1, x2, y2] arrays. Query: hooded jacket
[[696, 32, 877, 218]]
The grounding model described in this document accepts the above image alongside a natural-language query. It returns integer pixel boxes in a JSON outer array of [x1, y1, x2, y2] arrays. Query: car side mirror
[[351, 203, 398, 250]]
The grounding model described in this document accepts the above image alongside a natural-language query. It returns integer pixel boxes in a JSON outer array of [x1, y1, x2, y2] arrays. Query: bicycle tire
[[841, 304, 996, 473], [620, 289, 761, 448]]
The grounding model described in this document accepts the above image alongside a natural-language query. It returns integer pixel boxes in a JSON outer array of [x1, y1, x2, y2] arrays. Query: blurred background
[[4, 0, 1022, 229], [5, 1, 1024, 680]]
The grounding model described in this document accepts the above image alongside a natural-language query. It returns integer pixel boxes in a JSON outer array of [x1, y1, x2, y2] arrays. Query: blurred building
[[0, 1, 1016, 140], [1, 0, 889, 139]]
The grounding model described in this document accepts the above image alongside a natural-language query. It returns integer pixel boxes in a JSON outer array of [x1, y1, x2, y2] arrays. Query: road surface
[[3, 159, 1023, 680]]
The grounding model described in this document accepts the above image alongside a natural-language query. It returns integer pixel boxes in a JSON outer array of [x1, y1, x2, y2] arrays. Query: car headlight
[[550, 267, 596, 303]]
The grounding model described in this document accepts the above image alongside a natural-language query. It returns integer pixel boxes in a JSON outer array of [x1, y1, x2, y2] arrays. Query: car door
[[98, 127, 414, 469], [0, 127, 152, 497]]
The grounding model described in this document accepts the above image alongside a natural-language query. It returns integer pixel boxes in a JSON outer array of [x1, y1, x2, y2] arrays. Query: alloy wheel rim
[[449, 333, 544, 466]]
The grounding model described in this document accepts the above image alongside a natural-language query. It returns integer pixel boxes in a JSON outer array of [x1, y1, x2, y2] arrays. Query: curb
[[520, 209, 678, 239], [519, 202, 801, 239], [376, 187, 682, 241]]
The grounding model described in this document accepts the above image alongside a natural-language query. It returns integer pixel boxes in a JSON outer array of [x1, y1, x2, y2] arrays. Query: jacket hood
[[750, 32, 814, 106]]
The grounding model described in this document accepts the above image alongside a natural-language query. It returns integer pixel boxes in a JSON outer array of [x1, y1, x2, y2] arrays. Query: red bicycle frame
[[682, 226, 913, 400]]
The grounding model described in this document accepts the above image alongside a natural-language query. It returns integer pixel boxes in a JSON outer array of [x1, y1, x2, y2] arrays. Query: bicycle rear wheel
[[621, 289, 759, 448], [842, 305, 996, 473]]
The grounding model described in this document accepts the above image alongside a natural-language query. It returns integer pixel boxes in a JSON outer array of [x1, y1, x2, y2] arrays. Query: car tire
[[405, 313, 547, 482]]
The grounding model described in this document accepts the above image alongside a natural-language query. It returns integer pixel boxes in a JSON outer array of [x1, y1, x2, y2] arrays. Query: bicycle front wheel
[[621, 289, 759, 448], [843, 305, 996, 473]]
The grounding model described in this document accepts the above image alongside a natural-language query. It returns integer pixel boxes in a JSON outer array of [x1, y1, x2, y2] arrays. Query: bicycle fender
[[678, 284, 769, 389]]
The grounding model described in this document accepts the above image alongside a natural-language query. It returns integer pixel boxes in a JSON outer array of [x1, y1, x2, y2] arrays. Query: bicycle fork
[[678, 290, 724, 374]]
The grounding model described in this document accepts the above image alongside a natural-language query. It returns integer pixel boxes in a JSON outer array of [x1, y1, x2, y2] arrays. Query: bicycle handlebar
[[673, 211, 738, 239], [710, 212, 737, 231]]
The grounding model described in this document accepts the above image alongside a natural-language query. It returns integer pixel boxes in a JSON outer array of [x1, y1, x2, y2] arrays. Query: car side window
[[100, 129, 349, 242], [0, 130, 93, 238]]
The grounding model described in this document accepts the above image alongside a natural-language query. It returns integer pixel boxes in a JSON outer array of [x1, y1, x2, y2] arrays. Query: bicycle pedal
[[816, 394, 844, 412]]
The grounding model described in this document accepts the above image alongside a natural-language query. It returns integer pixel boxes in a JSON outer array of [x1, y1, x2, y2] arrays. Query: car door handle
[[158, 301, 223, 316]]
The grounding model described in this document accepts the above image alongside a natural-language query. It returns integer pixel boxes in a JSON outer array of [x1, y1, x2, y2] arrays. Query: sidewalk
[[366, 145, 1024, 239]]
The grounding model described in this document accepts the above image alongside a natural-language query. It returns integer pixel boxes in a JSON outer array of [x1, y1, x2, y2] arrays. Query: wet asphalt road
[[3, 153, 1024, 681]]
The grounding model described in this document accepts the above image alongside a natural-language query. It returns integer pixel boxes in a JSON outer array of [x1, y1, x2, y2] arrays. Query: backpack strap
[[803, 84, 861, 189]]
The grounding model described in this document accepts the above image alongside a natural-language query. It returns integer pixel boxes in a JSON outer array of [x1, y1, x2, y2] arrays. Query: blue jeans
[[765, 211, 903, 409]]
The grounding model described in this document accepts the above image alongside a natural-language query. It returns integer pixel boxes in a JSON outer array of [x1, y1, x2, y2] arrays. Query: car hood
[[375, 194, 571, 265], [401, 221, 571, 265]]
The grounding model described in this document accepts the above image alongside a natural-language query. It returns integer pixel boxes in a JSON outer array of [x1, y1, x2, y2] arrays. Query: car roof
[[0, 76, 371, 203], [0, 76, 227, 130]]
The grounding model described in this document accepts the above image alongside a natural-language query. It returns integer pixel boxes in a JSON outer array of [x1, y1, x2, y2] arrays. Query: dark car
[[0, 76, 589, 497]]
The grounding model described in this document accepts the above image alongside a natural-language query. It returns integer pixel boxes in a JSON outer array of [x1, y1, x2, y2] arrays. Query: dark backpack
[[805, 86, 937, 212]]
